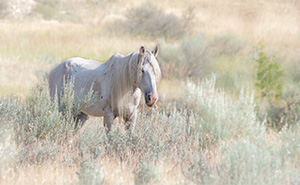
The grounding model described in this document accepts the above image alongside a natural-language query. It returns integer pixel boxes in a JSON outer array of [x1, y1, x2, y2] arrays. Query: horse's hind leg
[[74, 112, 89, 128]]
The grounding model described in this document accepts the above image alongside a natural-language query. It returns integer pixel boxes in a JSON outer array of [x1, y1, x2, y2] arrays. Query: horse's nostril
[[147, 94, 151, 101]]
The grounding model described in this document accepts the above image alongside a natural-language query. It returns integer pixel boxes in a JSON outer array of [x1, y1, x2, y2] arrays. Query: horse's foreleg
[[125, 109, 137, 134]]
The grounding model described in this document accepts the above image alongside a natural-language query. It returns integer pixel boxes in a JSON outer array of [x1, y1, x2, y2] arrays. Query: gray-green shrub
[[0, 0, 8, 18], [31, 0, 80, 22], [113, 2, 186, 38], [183, 75, 263, 147], [134, 162, 158, 185], [216, 137, 299, 185], [209, 33, 243, 56], [14, 82, 77, 145], [1, 75, 300, 184], [181, 76, 300, 184], [159, 34, 211, 79], [0, 81, 96, 165], [77, 159, 104, 185]]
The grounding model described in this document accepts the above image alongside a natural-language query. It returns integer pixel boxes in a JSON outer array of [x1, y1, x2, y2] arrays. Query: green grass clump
[[77, 159, 104, 185], [134, 162, 158, 185]]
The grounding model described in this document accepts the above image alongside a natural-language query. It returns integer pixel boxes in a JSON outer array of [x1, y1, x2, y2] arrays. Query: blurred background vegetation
[[1, 0, 300, 184]]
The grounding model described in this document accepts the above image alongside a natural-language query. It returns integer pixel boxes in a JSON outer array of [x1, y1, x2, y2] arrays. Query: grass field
[[1, 0, 300, 184]]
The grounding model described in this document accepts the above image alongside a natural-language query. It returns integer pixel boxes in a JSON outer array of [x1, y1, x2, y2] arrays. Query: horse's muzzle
[[145, 92, 158, 107]]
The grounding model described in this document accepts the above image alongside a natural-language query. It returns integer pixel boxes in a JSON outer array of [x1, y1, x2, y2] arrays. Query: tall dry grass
[[1, 0, 299, 96]]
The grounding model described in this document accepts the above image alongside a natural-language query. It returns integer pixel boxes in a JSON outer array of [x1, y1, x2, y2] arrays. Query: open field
[[1, 0, 300, 184]]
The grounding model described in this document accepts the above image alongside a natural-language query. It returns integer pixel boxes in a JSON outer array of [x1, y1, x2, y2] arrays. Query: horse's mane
[[104, 50, 161, 113], [143, 50, 162, 81]]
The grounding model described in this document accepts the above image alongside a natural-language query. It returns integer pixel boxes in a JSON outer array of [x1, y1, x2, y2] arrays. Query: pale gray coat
[[49, 46, 161, 132]]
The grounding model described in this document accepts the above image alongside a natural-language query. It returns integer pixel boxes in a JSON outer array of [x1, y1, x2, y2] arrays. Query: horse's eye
[[142, 69, 144, 73]]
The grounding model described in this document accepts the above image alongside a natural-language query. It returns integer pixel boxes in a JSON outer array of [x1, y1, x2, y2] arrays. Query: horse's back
[[49, 57, 103, 100]]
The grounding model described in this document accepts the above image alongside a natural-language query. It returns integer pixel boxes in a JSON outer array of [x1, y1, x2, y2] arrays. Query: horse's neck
[[107, 54, 139, 111], [110, 53, 137, 97]]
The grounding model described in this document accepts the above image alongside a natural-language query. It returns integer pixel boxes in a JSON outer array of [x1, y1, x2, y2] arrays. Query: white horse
[[49, 46, 161, 132]]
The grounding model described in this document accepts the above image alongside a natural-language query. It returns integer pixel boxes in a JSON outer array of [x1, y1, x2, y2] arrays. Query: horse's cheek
[[135, 74, 142, 87]]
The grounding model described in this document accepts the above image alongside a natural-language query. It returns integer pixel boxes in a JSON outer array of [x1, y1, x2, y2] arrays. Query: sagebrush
[[1, 76, 300, 184]]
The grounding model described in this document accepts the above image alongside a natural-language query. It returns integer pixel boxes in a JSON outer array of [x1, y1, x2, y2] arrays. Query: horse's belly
[[81, 102, 105, 117]]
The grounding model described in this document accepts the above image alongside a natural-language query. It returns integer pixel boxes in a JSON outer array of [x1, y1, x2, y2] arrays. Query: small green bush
[[255, 43, 284, 101], [134, 162, 158, 185], [77, 159, 104, 185]]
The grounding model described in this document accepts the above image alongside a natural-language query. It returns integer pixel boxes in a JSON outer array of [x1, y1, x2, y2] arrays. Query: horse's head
[[136, 46, 161, 107]]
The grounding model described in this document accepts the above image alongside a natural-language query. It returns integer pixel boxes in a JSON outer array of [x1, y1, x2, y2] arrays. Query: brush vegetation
[[1, 76, 300, 184]]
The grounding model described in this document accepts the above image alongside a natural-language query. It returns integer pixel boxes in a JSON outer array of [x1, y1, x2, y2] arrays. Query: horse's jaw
[[146, 103, 155, 107]]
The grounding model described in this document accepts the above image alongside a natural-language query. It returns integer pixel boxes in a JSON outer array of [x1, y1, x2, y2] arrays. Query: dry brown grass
[[158, 0, 300, 47], [0, 158, 189, 185], [0, 20, 157, 96], [1, 0, 299, 95]]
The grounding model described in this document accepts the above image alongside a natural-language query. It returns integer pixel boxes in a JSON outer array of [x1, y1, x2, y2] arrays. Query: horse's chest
[[114, 93, 141, 116]]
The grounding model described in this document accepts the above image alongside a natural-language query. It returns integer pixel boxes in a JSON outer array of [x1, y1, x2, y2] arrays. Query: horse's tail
[[49, 59, 72, 102]]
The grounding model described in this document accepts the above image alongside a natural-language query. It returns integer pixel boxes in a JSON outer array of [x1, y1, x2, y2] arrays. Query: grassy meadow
[[1, 0, 300, 184]]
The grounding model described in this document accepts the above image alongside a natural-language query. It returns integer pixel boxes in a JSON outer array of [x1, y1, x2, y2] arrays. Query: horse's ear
[[139, 46, 145, 55], [152, 45, 159, 57]]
